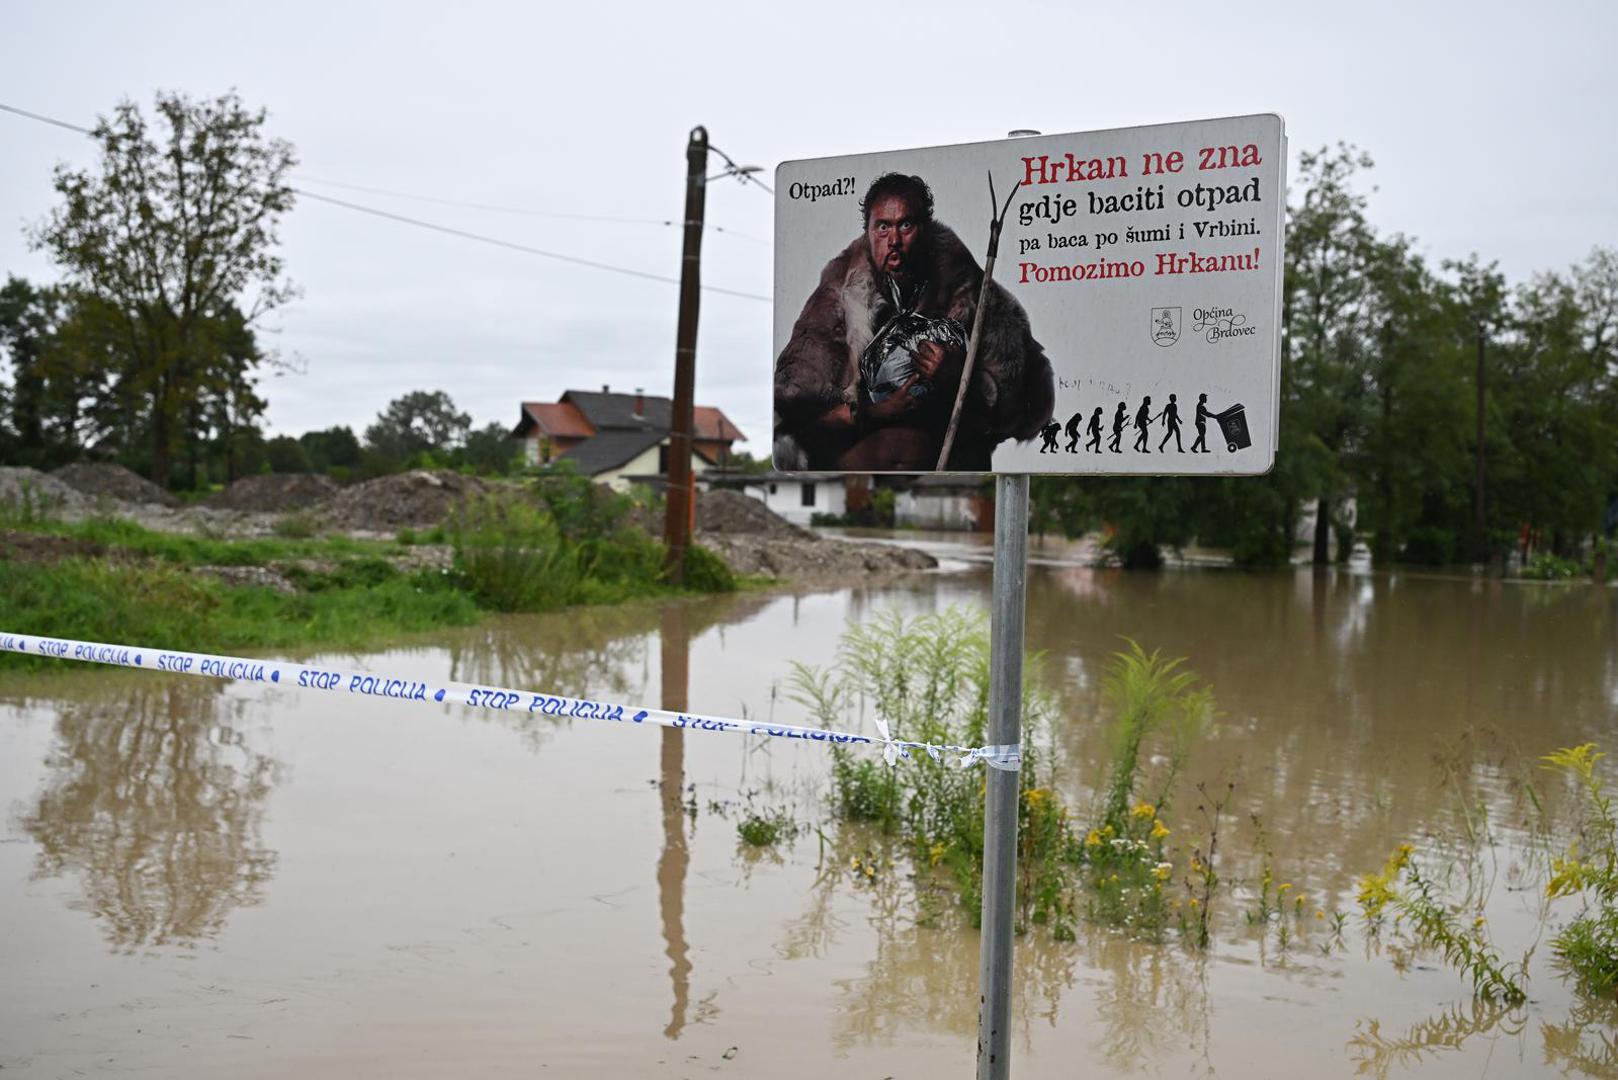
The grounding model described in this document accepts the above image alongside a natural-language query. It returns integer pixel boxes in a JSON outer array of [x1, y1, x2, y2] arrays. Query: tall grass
[[1082, 640, 1216, 936], [791, 609, 1071, 930], [448, 491, 733, 612]]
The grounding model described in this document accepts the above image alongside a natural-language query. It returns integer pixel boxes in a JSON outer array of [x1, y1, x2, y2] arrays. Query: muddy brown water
[[2, 554, 1616, 1077]]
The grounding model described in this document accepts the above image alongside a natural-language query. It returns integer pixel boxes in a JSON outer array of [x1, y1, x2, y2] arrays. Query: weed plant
[[737, 807, 796, 847], [1542, 744, 1618, 997], [1081, 640, 1216, 937], [1357, 842, 1528, 1003], [789, 609, 1075, 934]]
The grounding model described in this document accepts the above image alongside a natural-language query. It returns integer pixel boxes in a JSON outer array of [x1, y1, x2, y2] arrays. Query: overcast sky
[[4, 0, 1615, 451]]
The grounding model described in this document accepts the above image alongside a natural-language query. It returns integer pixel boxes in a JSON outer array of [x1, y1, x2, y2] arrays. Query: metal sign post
[[978, 472, 1028, 1080]]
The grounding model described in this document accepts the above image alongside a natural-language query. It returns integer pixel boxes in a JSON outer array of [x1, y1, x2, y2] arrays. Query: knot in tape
[[958, 744, 1022, 771]]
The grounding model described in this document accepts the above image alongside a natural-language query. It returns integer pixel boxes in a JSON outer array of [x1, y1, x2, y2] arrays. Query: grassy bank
[[0, 476, 735, 669], [0, 557, 482, 662]]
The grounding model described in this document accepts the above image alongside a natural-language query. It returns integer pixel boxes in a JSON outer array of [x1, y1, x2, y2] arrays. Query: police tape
[[0, 631, 1021, 771]]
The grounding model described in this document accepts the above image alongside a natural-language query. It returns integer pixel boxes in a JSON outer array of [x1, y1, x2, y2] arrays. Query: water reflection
[[22, 679, 278, 952], [1542, 998, 1618, 1077], [659, 603, 692, 1039], [1348, 1000, 1528, 1079]]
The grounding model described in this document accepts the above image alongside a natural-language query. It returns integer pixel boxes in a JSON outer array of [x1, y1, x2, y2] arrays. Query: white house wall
[[895, 492, 978, 530], [595, 443, 712, 491], [741, 479, 845, 527]]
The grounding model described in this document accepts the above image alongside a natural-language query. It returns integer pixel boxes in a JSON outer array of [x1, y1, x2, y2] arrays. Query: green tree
[[32, 91, 296, 486], [1284, 145, 1381, 564], [264, 435, 311, 473], [298, 426, 362, 473], [364, 390, 471, 466], [1490, 249, 1618, 556], [0, 276, 86, 466], [457, 421, 519, 475], [1350, 242, 1472, 564]]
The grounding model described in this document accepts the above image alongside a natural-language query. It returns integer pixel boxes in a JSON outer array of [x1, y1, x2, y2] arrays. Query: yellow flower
[[1278, 882, 1293, 893], [1131, 802, 1157, 820], [1189, 897, 1200, 909], [929, 841, 947, 867], [1315, 910, 1325, 920], [1151, 820, 1171, 840], [1085, 830, 1103, 848], [1024, 788, 1051, 807], [1153, 862, 1173, 881]]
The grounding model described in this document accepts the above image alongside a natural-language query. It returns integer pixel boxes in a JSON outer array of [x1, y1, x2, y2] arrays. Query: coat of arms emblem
[[1151, 307, 1181, 347]]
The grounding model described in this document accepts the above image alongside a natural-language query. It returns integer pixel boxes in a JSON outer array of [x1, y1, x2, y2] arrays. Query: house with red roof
[[510, 386, 746, 490]]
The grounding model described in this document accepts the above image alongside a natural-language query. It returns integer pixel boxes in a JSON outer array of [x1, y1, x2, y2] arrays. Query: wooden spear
[[935, 171, 1022, 471]]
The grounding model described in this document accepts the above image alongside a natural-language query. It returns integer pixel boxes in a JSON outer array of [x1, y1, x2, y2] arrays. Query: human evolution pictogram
[[1038, 392, 1251, 454]]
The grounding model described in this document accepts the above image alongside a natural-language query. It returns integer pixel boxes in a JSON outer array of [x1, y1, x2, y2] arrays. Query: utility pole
[[664, 126, 708, 584], [1473, 322, 1487, 566]]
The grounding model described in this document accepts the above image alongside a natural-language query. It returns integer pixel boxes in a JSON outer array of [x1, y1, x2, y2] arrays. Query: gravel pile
[[193, 565, 298, 594], [700, 533, 936, 580], [208, 473, 340, 513], [0, 466, 99, 515], [320, 470, 491, 531], [696, 489, 808, 538], [52, 463, 180, 507]]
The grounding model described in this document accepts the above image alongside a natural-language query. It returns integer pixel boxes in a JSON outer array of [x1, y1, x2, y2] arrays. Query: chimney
[[602, 383, 610, 393], [634, 388, 644, 417]]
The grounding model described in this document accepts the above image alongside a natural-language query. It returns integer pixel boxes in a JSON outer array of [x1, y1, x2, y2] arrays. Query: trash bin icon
[[1214, 404, 1250, 452]]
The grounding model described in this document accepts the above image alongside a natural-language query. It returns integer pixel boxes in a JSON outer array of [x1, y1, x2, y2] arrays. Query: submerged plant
[[1356, 842, 1528, 1004], [1541, 744, 1618, 997], [1179, 780, 1233, 949], [737, 807, 796, 847], [790, 609, 1073, 935]]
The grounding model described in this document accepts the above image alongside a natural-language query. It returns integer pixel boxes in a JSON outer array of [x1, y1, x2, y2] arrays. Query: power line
[[294, 174, 768, 244], [2, 100, 771, 300], [0, 102, 91, 134], [293, 189, 769, 301]]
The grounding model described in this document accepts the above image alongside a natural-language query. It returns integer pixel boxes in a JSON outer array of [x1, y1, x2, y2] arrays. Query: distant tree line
[[1032, 146, 1618, 568], [0, 92, 521, 488]]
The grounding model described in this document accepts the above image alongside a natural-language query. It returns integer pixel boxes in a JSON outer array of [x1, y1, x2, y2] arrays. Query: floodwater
[[2, 549, 1616, 1078]]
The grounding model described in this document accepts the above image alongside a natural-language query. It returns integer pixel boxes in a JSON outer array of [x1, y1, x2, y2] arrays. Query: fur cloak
[[773, 223, 1055, 470]]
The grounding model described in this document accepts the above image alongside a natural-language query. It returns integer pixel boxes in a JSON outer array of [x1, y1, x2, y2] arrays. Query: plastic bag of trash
[[859, 297, 967, 404]]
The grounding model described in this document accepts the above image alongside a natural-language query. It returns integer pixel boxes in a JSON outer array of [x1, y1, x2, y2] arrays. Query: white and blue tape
[[0, 632, 1021, 771]]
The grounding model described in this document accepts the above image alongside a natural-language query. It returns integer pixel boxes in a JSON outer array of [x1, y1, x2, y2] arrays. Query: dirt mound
[[696, 489, 808, 538], [700, 534, 936, 580], [0, 466, 97, 516], [209, 473, 340, 513], [320, 470, 492, 531], [53, 463, 180, 507]]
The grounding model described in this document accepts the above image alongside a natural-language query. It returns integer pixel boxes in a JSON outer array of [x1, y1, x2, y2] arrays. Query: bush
[[1523, 552, 1586, 580], [681, 544, 736, 593], [449, 497, 585, 612], [271, 511, 320, 539]]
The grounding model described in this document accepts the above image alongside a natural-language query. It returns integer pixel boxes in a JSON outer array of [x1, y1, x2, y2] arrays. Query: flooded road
[[2, 558, 1616, 1077]]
